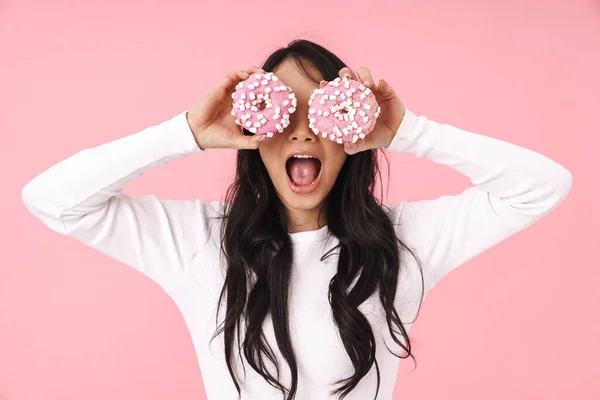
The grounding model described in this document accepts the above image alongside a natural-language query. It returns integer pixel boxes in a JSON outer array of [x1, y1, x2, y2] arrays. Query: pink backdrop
[[2, 0, 598, 399]]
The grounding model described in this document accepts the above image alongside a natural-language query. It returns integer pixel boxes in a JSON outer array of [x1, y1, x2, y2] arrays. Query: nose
[[286, 96, 319, 143], [288, 126, 318, 143]]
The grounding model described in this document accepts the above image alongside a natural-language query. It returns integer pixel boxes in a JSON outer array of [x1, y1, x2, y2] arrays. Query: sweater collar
[[288, 224, 330, 243]]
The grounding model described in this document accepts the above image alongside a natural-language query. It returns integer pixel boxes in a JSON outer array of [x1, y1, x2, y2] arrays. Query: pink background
[[1, 0, 598, 399]]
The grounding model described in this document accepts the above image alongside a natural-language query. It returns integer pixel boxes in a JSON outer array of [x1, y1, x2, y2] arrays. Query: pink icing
[[308, 77, 380, 144], [231, 72, 297, 137]]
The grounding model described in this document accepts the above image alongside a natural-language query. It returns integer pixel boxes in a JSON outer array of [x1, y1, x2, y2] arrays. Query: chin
[[281, 191, 326, 212]]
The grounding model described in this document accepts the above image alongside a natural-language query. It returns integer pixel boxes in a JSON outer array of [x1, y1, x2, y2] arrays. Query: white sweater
[[21, 109, 572, 400]]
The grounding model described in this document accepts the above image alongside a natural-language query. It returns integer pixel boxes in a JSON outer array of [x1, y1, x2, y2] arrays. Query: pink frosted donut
[[308, 77, 381, 144], [230, 72, 297, 137]]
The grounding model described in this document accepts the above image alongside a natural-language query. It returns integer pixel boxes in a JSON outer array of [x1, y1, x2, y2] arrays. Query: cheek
[[259, 142, 282, 176], [324, 145, 347, 178]]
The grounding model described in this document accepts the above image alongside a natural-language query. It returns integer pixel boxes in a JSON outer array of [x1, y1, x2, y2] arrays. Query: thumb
[[234, 132, 263, 150], [344, 140, 364, 155], [376, 79, 397, 101]]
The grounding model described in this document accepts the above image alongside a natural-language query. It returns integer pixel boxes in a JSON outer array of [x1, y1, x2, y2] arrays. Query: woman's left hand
[[321, 66, 405, 155]]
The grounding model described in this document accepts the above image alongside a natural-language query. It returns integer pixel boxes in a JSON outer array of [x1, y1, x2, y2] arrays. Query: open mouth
[[285, 153, 323, 194]]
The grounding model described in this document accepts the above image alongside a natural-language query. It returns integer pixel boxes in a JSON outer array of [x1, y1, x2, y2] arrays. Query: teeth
[[292, 154, 315, 159]]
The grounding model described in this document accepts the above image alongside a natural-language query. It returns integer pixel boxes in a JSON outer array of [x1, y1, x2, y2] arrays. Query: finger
[[235, 131, 263, 150], [338, 67, 356, 80], [243, 66, 264, 75], [356, 66, 376, 90], [344, 145, 358, 155], [217, 67, 262, 97], [376, 78, 397, 101], [216, 70, 248, 97], [344, 141, 359, 155]]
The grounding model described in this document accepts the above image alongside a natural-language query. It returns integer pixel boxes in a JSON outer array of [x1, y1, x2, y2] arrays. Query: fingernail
[[344, 142, 351, 149], [258, 135, 266, 142], [364, 80, 371, 87]]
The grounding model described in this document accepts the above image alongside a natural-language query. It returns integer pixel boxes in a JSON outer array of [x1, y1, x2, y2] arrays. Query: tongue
[[287, 158, 320, 186]]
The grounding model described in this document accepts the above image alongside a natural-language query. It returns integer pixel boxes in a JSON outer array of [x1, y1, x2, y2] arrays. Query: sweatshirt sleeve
[[21, 111, 217, 294], [388, 109, 573, 296]]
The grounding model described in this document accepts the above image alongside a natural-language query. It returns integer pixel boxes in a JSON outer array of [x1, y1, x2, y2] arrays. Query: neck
[[287, 204, 327, 233]]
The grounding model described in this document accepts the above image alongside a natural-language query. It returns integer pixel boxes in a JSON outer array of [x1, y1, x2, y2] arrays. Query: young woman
[[21, 40, 572, 400]]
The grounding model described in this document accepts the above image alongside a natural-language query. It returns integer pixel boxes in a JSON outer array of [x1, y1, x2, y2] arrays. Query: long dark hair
[[210, 39, 423, 400]]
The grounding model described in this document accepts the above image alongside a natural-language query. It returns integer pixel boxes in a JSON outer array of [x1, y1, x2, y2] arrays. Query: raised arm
[[21, 112, 216, 293], [22, 67, 264, 294], [388, 109, 573, 295]]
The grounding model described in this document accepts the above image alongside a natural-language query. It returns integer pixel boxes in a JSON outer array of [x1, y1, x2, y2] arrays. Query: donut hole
[[257, 101, 267, 111]]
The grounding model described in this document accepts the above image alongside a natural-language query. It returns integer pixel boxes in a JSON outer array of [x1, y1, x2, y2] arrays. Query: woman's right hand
[[186, 66, 265, 150]]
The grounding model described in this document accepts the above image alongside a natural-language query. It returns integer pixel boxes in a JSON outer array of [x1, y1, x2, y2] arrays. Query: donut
[[230, 72, 297, 137], [307, 77, 381, 144]]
